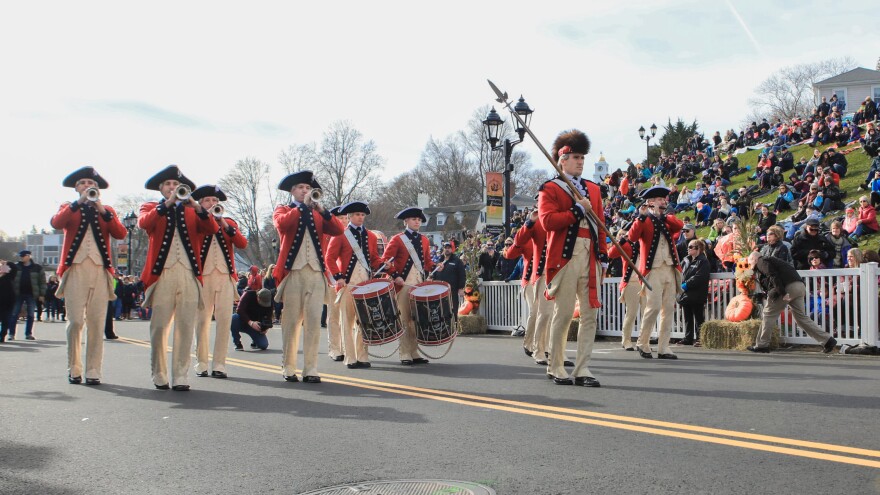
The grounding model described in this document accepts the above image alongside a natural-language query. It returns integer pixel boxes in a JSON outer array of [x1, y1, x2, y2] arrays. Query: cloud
[[83, 100, 214, 130]]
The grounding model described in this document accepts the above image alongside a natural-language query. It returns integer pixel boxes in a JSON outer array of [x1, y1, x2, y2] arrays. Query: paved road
[[2, 320, 879, 494]]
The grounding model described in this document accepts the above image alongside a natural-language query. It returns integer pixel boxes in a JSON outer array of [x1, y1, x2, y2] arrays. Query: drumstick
[[335, 257, 397, 304]]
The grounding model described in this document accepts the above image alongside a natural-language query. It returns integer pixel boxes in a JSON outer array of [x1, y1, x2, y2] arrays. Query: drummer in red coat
[[537, 129, 606, 387], [139, 165, 218, 391], [50, 167, 127, 385], [324, 201, 383, 369], [191, 185, 247, 379], [272, 171, 344, 383], [380, 207, 434, 366], [628, 186, 684, 359]]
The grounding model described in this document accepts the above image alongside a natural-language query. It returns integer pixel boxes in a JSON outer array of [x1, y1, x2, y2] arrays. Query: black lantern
[[512, 96, 533, 141], [638, 126, 646, 139], [482, 107, 504, 149], [650, 123, 658, 137], [123, 211, 137, 229]]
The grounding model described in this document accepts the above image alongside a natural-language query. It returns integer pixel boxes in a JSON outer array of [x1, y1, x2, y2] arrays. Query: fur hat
[[551, 129, 591, 159]]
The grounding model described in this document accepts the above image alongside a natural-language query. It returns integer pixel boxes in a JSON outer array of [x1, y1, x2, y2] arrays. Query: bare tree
[[748, 57, 857, 121], [219, 157, 272, 267]]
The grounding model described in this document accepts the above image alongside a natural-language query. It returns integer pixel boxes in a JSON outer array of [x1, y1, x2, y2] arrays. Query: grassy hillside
[[673, 141, 876, 250]]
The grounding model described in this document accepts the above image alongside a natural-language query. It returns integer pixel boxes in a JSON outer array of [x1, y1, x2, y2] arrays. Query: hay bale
[[701, 319, 780, 350], [457, 315, 486, 335]]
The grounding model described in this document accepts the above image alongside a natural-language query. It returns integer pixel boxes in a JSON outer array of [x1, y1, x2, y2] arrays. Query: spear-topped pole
[[487, 79, 651, 290]]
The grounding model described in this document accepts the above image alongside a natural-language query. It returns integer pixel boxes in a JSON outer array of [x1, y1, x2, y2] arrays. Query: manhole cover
[[299, 479, 496, 495]]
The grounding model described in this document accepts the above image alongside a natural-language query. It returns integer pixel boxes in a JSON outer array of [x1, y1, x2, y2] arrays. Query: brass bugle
[[306, 188, 322, 205], [211, 204, 224, 217], [176, 184, 192, 201], [85, 188, 100, 202]]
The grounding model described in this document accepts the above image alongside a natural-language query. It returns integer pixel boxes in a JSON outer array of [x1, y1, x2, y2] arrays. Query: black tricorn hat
[[191, 184, 227, 202], [278, 170, 314, 191], [311, 179, 322, 190], [339, 201, 370, 215], [145, 165, 196, 191], [395, 207, 426, 222], [639, 186, 671, 200], [328, 206, 342, 216], [63, 166, 109, 189], [552, 129, 591, 159]]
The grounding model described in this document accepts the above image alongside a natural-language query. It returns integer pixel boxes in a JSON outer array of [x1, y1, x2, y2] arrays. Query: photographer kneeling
[[231, 289, 273, 350]]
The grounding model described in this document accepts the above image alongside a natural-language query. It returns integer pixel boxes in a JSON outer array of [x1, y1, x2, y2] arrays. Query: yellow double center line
[[118, 336, 880, 469]]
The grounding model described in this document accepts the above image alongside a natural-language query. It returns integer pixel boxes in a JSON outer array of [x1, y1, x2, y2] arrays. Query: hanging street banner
[[485, 172, 503, 236]]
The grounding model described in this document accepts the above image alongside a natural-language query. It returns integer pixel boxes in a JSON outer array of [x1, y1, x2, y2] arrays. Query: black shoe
[[106, 334, 119, 340], [823, 337, 837, 354], [347, 362, 362, 369], [155, 383, 170, 390], [283, 374, 299, 382], [302, 375, 321, 384], [250, 343, 258, 349], [359, 362, 371, 368], [523, 347, 533, 357], [535, 359, 548, 366], [85, 378, 101, 386], [330, 355, 344, 362], [211, 371, 228, 379], [400, 360, 414, 366], [172, 385, 190, 391], [624, 347, 635, 351], [68, 375, 82, 384], [657, 353, 678, 360], [26, 335, 35, 341], [574, 376, 601, 387], [195, 371, 209, 377], [412, 357, 429, 365], [638, 348, 654, 359], [747, 345, 771, 353], [553, 376, 573, 385], [564, 360, 574, 367], [234, 343, 244, 351]]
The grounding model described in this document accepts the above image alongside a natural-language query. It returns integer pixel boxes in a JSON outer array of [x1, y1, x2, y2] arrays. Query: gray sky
[[2, 0, 878, 236]]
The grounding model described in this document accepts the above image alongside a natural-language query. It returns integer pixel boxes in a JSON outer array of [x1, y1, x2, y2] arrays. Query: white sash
[[401, 234, 424, 277], [551, 178, 599, 235], [344, 229, 372, 275]]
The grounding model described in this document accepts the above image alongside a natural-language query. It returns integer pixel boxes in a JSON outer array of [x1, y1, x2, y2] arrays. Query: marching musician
[[608, 220, 643, 351], [506, 208, 554, 365], [628, 186, 684, 359], [139, 165, 218, 391], [537, 129, 606, 387], [380, 207, 434, 366], [50, 167, 127, 385], [324, 201, 383, 369], [272, 171, 344, 383], [325, 206, 348, 362], [192, 185, 247, 379]]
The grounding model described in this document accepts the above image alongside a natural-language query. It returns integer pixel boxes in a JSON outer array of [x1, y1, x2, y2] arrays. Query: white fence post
[[859, 262, 879, 346]]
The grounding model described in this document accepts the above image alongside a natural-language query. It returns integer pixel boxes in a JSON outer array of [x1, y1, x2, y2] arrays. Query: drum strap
[[401, 234, 425, 278], [345, 229, 372, 275]]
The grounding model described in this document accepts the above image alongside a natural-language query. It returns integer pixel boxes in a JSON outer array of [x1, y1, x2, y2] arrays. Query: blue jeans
[[230, 314, 268, 350], [9, 294, 37, 337]]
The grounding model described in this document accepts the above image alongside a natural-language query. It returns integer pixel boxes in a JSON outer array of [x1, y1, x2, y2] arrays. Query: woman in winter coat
[[758, 225, 794, 265], [678, 238, 711, 346]]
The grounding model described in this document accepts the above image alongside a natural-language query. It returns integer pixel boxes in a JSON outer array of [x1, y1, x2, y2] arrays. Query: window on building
[[43, 246, 58, 252], [436, 213, 447, 226], [873, 86, 880, 102]]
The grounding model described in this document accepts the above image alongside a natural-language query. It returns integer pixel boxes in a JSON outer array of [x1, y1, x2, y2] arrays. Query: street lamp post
[[482, 96, 533, 239], [123, 211, 137, 275], [638, 123, 658, 163], [271, 238, 278, 258]]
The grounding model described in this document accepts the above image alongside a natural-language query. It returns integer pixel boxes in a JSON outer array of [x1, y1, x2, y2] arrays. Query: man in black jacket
[[746, 251, 836, 353], [431, 242, 467, 321], [231, 289, 274, 351], [8, 251, 46, 341], [790, 219, 834, 269]]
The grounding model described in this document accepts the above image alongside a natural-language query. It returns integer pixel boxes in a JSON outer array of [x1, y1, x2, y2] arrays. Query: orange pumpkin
[[725, 294, 754, 322]]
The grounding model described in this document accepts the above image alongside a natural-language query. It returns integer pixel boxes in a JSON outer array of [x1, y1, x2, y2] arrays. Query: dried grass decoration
[[701, 319, 774, 350]]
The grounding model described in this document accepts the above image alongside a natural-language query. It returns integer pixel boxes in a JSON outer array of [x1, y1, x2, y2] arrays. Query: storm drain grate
[[299, 479, 496, 495]]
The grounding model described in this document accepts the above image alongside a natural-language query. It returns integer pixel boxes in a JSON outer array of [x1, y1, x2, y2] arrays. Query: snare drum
[[350, 279, 404, 345], [409, 281, 454, 346]]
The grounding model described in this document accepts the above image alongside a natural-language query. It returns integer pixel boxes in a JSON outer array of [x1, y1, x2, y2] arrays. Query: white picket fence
[[478, 262, 880, 346]]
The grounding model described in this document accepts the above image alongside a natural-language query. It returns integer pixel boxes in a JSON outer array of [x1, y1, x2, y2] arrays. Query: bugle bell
[[306, 188, 323, 205], [85, 188, 100, 202], [211, 204, 224, 217], [176, 184, 192, 201]]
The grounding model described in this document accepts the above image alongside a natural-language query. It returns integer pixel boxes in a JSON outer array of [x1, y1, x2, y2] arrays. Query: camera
[[259, 315, 273, 331]]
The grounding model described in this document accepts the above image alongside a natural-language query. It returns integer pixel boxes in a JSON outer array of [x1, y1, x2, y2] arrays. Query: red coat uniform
[[608, 238, 639, 291], [505, 226, 535, 287], [272, 204, 344, 283], [537, 177, 608, 307], [138, 202, 218, 289], [381, 231, 434, 280], [510, 219, 549, 286], [627, 213, 684, 280], [198, 218, 248, 282], [325, 226, 383, 283], [50, 202, 127, 277]]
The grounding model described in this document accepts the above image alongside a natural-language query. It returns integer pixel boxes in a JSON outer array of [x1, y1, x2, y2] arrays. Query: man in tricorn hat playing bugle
[[139, 165, 218, 391], [192, 184, 247, 379], [628, 185, 684, 359], [50, 167, 127, 385], [537, 129, 606, 387], [272, 171, 344, 383]]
